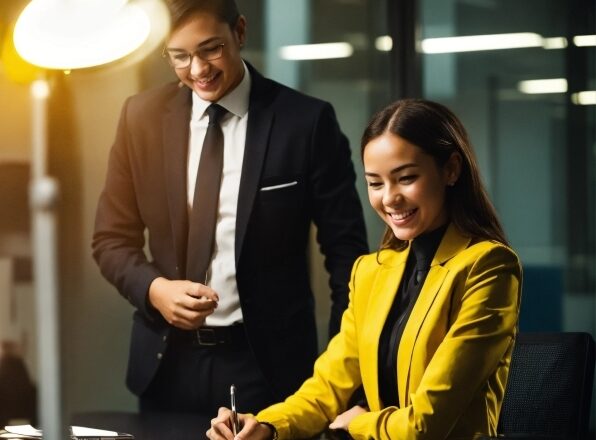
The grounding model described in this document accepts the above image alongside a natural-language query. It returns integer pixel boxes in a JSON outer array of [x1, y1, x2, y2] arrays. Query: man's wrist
[[259, 422, 278, 440]]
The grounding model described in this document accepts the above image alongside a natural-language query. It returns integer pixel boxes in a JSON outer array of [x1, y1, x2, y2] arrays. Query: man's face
[[165, 12, 246, 102]]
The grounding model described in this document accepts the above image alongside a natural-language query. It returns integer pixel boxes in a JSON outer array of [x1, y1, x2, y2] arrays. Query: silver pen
[[230, 384, 240, 436]]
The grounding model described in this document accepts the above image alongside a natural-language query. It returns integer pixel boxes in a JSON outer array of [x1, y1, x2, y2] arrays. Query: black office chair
[[485, 332, 595, 440]]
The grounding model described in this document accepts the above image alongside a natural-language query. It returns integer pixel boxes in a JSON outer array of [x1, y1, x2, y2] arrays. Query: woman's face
[[363, 132, 459, 241]]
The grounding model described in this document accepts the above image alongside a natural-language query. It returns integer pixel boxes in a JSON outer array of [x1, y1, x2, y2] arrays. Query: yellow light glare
[[31, 79, 50, 99], [13, 0, 151, 70]]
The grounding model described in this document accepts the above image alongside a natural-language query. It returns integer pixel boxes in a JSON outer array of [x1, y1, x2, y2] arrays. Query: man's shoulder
[[249, 64, 331, 112], [127, 81, 186, 109]]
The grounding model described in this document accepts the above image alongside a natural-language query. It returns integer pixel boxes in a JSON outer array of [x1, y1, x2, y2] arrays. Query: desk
[[72, 411, 211, 440], [71, 412, 345, 440]]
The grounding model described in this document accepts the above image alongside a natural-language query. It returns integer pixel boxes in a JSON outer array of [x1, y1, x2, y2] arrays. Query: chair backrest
[[498, 332, 595, 439]]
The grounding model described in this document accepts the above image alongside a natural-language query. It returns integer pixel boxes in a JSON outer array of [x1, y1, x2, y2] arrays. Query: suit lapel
[[235, 65, 274, 263], [162, 86, 192, 276], [361, 252, 407, 412], [397, 224, 471, 406]]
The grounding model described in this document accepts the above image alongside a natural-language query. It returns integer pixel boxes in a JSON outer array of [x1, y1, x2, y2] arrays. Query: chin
[[390, 226, 419, 242]]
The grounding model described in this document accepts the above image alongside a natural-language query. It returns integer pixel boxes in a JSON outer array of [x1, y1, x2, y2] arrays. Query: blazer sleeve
[[308, 102, 368, 338], [348, 245, 522, 440], [255, 256, 366, 439], [92, 97, 162, 320]]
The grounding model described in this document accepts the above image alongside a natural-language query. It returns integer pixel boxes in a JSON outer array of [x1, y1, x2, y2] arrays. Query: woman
[[207, 99, 522, 440]]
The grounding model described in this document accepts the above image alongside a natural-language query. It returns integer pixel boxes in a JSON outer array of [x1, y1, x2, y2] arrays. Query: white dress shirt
[[187, 62, 250, 326]]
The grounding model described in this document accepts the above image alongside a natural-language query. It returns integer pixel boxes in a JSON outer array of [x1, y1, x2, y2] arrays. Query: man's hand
[[148, 277, 219, 330], [207, 407, 274, 440]]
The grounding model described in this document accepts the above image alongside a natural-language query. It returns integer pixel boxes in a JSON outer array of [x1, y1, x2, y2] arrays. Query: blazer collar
[[163, 85, 192, 275], [160, 64, 275, 271], [431, 223, 471, 267], [363, 223, 471, 409], [375, 223, 470, 269], [397, 223, 471, 405], [235, 62, 275, 263]]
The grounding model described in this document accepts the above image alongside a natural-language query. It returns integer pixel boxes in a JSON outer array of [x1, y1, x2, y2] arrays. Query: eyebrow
[[166, 37, 222, 52], [364, 163, 418, 178]]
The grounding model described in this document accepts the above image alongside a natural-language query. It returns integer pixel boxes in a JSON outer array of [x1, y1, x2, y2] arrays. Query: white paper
[[5, 425, 119, 437], [4, 425, 42, 437], [71, 426, 119, 436]]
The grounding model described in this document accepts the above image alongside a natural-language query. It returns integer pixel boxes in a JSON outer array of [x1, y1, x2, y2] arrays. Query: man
[[92, 0, 367, 415]]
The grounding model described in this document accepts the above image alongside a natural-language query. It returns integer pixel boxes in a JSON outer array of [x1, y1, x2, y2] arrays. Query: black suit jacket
[[92, 63, 368, 399]]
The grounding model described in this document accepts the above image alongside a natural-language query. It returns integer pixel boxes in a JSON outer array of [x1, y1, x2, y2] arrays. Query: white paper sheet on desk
[[3, 425, 41, 437], [71, 426, 119, 436], [4, 425, 119, 437]]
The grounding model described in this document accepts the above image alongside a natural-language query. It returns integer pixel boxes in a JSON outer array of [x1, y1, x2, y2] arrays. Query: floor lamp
[[13, 1, 168, 438]]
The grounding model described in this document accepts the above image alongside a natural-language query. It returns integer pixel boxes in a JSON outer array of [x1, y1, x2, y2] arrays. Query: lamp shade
[[13, 0, 153, 70]]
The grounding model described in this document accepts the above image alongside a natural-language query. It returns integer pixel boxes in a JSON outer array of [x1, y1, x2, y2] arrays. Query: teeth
[[390, 209, 415, 220], [198, 73, 216, 84]]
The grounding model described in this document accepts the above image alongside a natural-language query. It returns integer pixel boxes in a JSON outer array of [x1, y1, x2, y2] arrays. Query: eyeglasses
[[162, 43, 225, 69]]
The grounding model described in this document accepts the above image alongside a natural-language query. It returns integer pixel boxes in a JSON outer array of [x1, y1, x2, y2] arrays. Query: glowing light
[[573, 34, 596, 47], [13, 0, 153, 69], [279, 42, 353, 60], [543, 37, 567, 49], [420, 32, 543, 53], [31, 79, 50, 99], [518, 78, 567, 94], [375, 36, 393, 52], [571, 91, 596, 105]]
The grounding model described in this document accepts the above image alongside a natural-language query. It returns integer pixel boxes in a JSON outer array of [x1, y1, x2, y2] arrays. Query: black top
[[377, 223, 448, 407]]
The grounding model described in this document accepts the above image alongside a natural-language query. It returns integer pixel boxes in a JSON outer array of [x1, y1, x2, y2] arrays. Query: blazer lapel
[[235, 65, 274, 263], [162, 86, 192, 276], [361, 251, 408, 412], [397, 224, 471, 406]]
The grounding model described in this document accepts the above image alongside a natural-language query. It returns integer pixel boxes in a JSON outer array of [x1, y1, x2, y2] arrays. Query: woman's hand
[[328, 405, 368, 431], [207, 407, 275, 440]]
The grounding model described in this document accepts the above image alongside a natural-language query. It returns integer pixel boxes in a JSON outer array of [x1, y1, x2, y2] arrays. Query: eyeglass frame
[[162, 43, 225, 69]]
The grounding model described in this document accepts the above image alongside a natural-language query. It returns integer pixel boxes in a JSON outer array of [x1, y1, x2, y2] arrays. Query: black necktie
[[186, 104, 227, 282]]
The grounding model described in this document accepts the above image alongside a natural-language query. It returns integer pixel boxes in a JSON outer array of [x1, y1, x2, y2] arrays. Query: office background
[[0, 0, 593, 429]]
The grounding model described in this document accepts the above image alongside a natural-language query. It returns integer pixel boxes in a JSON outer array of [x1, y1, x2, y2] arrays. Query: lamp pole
[[30, 77, 66, 440]]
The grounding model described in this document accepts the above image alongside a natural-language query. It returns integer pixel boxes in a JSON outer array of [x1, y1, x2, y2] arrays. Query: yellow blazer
[[257, 224, 522, 440]]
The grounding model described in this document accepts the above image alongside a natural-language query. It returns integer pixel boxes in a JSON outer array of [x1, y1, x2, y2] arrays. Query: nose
[[189, 54, 209, 77], [382, 184, 401, 207]]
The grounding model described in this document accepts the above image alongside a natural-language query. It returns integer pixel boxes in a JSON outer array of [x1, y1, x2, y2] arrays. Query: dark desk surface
[[71, 412, 344, 440], [71, 411, 212, 440]]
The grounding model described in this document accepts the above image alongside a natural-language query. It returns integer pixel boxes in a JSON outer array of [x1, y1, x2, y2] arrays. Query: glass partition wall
[[419, 0, 595, 335], [418, 0, 595, 429]]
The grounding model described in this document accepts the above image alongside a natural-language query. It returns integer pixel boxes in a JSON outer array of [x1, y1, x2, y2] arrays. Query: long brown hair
[[361, 99, 508, 251], [165, 0, 240, 31]]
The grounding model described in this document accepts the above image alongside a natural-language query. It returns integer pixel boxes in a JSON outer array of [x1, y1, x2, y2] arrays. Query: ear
[[234, 15, 247, 47], [444, 151, 462, 186]]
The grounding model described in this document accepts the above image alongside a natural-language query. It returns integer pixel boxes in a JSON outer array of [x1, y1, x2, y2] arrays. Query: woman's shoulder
[[454, 238, 522, 276], [352, 248, 406, 276]]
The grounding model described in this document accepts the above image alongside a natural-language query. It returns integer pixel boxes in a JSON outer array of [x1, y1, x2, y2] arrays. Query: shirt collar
[[192, 61, 251, 120], [410, 222, 448, 269]]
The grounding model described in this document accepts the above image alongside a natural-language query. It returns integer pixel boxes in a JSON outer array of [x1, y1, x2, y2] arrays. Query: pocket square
[[260, 181, 299, 191]]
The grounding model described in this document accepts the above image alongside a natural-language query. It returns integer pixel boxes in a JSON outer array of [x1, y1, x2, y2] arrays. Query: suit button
[[162, 335, 168, 342], [157, 353, 163, 360]]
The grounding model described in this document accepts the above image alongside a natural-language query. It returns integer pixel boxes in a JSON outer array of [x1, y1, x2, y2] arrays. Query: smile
[[389, 208, 417, 221], [195, 72, 219, 86]]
